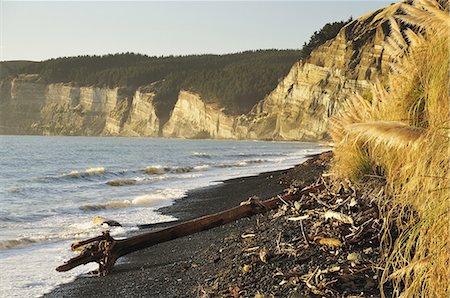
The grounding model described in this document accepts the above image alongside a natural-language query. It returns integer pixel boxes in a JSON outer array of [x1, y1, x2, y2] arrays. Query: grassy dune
[[328, 0, 449, 296]]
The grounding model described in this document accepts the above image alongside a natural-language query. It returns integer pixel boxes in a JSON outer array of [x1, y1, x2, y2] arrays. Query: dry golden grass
[[328, 0, 449, 296]]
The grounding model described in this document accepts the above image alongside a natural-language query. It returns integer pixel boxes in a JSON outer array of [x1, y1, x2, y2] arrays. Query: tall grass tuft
[[328, 0, 449, 296]]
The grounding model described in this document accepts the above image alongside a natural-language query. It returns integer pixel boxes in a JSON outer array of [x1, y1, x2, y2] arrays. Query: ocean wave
[[80, 189, 185, 211], [144, 165, 210, 175], [6, 187, 20, 193], [216, 162, 247, 168], [0, 220, 134, 250], [246, 159, 266, 164], [174, 167, 194, 173], [0, 238, 37, 249], [144, 166, 169, 175], [216, 159, 266, 168], [33, 166, 119, 182], [106, 178, 137, 186], [228, 153, 285, 158], [80, 201, 131, 211], [191, 152, 211, 158], [193, 165, 209, 171], [106, 175, 167, 187], [62, 167, 105, 178]]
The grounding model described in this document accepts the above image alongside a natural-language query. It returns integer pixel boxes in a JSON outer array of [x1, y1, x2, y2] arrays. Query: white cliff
[[162, 91, 235, 139], [0, 75, 159, 136]]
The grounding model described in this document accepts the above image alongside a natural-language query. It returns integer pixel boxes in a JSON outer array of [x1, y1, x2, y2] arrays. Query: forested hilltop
[[0, 19, 349, 123]]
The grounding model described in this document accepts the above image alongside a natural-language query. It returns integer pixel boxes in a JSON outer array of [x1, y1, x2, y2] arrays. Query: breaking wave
[[106, 175, 168, 187], [6, 187, 20, 193], [216, 159, 266, 168], [62, 167, 105, 178], [194, 165, 209, 171], [228, 153, 285, 158], [80, 189, 185, 211], [191, 152, 211, 158], [106, 178, 138, 186], [144, 166, 169, 175], [144, 165, 210, 175], [0, 238, 37, 249]]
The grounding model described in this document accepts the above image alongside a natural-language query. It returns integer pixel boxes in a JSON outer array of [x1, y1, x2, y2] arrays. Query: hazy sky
[[1, 1, 393, 62]]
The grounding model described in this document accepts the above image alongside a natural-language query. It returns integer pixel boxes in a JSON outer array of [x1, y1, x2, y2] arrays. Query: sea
[[0, 136, 325, 297]]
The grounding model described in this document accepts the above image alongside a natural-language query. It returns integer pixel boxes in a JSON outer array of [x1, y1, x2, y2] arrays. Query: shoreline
[[45, 154, 328, 297]]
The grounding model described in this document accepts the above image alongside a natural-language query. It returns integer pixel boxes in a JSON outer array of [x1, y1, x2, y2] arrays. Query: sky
[[1, 1, 393, 62]]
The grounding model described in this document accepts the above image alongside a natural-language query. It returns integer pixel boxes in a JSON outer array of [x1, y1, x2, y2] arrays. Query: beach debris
[[240, 195, 262, 206], [349, 197, 358, 207], [293, 201, 302, 210], [56, 183, 325, 275], [320, 265, 341, 274], [243, 246, 259, 252], [363, 247, 373, 254], [323, 210, 354, 225], [193, 153, 387, 297], [287, 215, 309, 221], [232, 286, 240, 298], [259, 247, 269, 263], [207, 185, 384, 295], [284, 185, 298, 195], [347, 252, 363, 263], [299, 217, 309, 246], [241, 233, 256, 239], [241, 264, 252, 273], [314, 237, 343, 248]]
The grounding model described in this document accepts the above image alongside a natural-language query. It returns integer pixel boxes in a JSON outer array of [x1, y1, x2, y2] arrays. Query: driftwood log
[[56, 183, 325, 275]]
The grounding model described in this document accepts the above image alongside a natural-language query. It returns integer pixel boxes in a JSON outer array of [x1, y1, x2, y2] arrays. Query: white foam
[[80, 189, 185, 211], [0, 241, 97, 298], [85, 167, 105, 175], [106, 175, 168, 187], [144, 165, 167, 175], [131, 189, 185, 207], [62, 167, 105, 177], [193, 165, 209, 171], [192, 152, 210, 158], [0, 211, 176, 295]]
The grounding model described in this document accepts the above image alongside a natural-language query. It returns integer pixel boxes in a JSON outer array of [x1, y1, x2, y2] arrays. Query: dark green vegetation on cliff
[[12, 51, 302, 122], [301, 18, 351, 57], [0, 60, 37, 80]]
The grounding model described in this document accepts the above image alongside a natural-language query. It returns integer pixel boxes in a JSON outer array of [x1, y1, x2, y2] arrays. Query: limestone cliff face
[[120, 88, 159, 137], [232, 4, 400, 140], [1, 3, 402, 140], [0, 75, 159, 136], [0, 75, 46, 134], [162, 91, 235, 139]]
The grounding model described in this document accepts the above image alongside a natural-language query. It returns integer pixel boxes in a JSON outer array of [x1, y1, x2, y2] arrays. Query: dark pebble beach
[[45, 154, 328, 298]]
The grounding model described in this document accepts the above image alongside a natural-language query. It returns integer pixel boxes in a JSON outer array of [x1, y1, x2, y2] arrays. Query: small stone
[[347, 252, 362, 263], [363, 247, 373, 254], [349, 197, 358, 207], [259, 247, 269, 263], [242, 264, 252, 273]]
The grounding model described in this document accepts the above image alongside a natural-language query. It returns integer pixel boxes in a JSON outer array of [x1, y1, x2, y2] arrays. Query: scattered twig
[[300, 219, 310, 247]]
